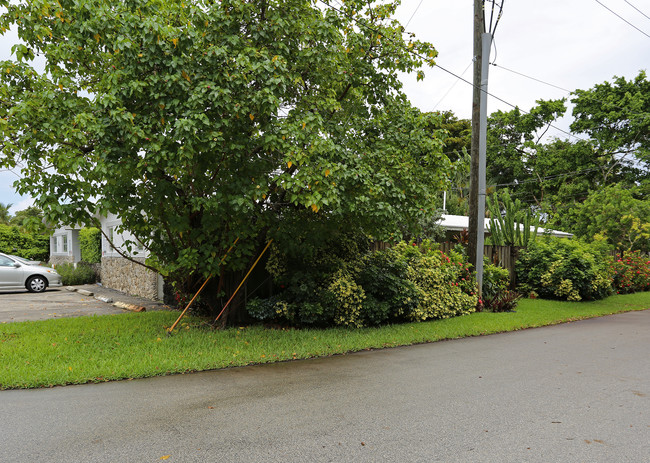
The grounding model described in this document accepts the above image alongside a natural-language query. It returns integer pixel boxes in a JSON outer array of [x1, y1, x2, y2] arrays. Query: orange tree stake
[[214, 239, 273, 325], [167, 237, 239, 334]]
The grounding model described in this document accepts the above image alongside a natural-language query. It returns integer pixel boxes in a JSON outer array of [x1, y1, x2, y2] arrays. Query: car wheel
[[26, 276, 47, 293]]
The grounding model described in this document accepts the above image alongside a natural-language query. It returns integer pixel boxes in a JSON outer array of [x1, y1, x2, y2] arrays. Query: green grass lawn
[[2, 292, 649, 390]]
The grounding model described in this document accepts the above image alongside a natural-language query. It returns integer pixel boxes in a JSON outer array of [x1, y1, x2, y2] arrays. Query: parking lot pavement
[[0, 284, 170, 323]]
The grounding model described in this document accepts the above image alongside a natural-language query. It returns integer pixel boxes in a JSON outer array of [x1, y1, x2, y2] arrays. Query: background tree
[[9, 206, 47, 234], [570, 71, 650, 182], [430, 110, 471, 162], [424, 110, 471, 215], [484, 73, 649, 229], [0, 202, 12, 225], [562, 184, 650, 252], [0, 0, 449, 321], [486, 99, 567, 190]]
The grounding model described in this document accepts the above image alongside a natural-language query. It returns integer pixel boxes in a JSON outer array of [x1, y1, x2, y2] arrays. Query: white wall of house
[[48, 216, 163, 300], [100, 213, 149, 258], [99, 213, 162, 300], [50, 227, 81, 263]]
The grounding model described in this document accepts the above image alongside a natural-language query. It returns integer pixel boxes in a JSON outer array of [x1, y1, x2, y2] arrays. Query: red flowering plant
[[417, 242, 477, 295], [610, 251, 650, 294]]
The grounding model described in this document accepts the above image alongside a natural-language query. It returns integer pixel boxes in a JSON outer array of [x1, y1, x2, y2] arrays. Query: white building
[[49, 226, 81, 265], [49, 214, 164, 300]]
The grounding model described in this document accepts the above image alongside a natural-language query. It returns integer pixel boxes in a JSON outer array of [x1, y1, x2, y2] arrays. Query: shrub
[[610, 251, 650, 293], [482, 290, 521, 313], [400, 243, 477, 321], [55, 263, 98, 286], [357, 248, 420, 324], [482, 260, 510, 299], [0, 224, 49, 262], [248, 239, 478, 328], [516, 237, 612, 301], [481, 260, 519, 312], [79, 228, 102, 263], [324, 270, 366, 328]]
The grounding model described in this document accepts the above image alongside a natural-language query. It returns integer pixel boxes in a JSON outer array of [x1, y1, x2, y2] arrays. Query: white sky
[[1, 0, 649, 213]]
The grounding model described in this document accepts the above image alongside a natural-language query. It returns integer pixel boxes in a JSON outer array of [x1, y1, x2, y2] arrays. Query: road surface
[[1, 310, 648, 462]]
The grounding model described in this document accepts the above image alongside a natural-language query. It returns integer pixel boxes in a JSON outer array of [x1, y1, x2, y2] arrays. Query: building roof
[[439, 214, 573, 238]]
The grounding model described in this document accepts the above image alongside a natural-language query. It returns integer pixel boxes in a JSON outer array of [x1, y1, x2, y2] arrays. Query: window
[[107, 226, 115, 250], [0, 256, 14, 267], [62, 235, 68, 253], [53, 236, 58, 253]]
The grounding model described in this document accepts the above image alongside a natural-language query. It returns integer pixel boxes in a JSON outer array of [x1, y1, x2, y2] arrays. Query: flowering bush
[[610, 251, 650, 294], [247, 239, 478, 328], [395, 242, 477, 321]]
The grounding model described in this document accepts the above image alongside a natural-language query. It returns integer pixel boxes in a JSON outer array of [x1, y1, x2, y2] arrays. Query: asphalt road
[[1, 310, 649, 462]]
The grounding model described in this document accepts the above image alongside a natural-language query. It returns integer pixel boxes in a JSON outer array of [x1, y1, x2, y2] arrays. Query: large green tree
[[0, 0, 450, 319], [571, 71, 650, 176], [486, 98, 567, 190], [484, 73, 650, 223]]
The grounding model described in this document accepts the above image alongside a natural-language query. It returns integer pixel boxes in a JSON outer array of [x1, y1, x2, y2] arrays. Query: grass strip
[[1, 292, 649, 389]]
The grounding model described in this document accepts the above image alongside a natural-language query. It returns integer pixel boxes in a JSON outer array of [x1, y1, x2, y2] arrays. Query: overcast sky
[[1, 0, 649, 213]]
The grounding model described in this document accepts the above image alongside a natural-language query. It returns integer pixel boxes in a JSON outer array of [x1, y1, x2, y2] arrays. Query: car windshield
[[9, 255, 39, 265]]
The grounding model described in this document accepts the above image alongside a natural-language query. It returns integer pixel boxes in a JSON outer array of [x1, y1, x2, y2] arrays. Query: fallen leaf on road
[[160, 455, 171, 460]]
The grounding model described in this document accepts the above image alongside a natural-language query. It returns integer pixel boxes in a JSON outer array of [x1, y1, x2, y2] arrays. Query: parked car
[[0, 252, 62, 293]]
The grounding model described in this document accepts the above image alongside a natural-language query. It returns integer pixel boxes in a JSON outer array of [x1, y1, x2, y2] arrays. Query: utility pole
[[468, 0, 483, 284], [469, 0, 500, 296]]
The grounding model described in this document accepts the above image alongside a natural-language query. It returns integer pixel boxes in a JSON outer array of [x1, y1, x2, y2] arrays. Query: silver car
[[0, 252, 63, 292]]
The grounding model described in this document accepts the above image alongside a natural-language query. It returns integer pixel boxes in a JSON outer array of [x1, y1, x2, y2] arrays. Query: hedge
[[79, 227, 102, 263], [0, 224, 49, 262]]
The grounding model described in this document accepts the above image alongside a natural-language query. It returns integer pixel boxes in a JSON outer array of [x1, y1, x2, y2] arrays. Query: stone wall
[[50, 255, 75, 266], [100, 256, 160, 300]]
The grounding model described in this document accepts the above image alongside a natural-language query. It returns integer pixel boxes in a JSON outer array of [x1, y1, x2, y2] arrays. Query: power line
[[491, 62, 650, 122], [314, 1, 639, 146], [433, 60, 474, 110], [404, 0, 425, 29], [624, 0, 650, 22], [485, 0, 505, 34], [594, 0, 650, 39], [489, 63, 571, 93], [450, 166, 603, 191]]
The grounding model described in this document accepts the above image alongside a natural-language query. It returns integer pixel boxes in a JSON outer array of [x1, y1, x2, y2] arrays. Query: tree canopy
[[486, 98, 567, 192], [571, 71, 650, 170], [483, 72, 649, 226], [9, 206, 47, 233], [0, 0, 451, 314], [562, 184, 650, 252]]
